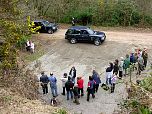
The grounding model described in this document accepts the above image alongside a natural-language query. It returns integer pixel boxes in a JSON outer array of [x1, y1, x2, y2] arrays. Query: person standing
[[113, 59, 119, 75], [92, 70, 101, 93], [123, 54, 130, 76], [65, 76, 74, 100], [142, 49, 148, 68], [106, 63, 113, 85], [69, 66, 76, 83], [137, 56, 144, 75], [48, 72, 58, 97], [60, 73, 68, 95], [87, 76, 95, 102], [111, 72, 117, 93], [30, 41, 34, 53], [119, 57, 124, 79], [73, 84, 80, 105], [40, 71, 49, 94], [77, 76, 84, 97], [72, 17, 76, 26]]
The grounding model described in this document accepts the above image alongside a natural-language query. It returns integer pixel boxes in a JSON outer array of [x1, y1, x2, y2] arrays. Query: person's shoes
[[87, 99, 89, 102], [61, 93, 65, 95]]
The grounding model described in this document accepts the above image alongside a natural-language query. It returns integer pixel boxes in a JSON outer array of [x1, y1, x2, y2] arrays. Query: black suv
[[65, 26, 106, 46], [33, 20, 58, 34]]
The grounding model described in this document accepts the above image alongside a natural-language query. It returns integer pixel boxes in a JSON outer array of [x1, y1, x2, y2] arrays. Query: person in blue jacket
[[92, 70, 101, 93], [48, 72, 58, 97]]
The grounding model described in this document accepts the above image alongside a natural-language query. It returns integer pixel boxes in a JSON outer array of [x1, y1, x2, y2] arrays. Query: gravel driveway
[[27, 28, 152, 114]]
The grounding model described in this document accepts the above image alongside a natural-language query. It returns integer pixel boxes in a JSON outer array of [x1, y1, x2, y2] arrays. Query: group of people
[[39, 66, 102, 105], [39, 48, 148, 106], [25, 40, 35, 53], [105, 48, 148, 93]]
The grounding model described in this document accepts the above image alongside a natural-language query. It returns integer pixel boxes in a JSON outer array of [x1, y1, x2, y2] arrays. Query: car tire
[[70, 38, 77, 44], [94, 39, 101, 46], [48, 29, 53, 34]]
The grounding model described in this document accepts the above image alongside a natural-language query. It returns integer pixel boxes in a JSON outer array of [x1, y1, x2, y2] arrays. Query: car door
[[74, 30, 81, 41], [80, 30, 90, 41], [39, 22, 47, 33]]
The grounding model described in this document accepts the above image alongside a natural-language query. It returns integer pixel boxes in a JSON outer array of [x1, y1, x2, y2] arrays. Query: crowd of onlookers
[[39, 48, 148, 106]]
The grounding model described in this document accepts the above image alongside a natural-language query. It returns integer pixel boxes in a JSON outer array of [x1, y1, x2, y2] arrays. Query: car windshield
[[87, 28, 94, 34], [43, 21, 50, 26]]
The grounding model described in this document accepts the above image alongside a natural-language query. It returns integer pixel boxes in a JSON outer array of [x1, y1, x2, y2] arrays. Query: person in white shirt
[[60, 73, 68, 95], [30, 41, 34, 53], [26, 40, 31, 51]]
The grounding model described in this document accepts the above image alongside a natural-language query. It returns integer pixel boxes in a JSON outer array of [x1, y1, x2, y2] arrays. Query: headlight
[[52, 27, 56, 29]]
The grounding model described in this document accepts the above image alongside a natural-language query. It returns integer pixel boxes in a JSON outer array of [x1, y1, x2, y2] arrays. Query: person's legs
[[144, 60, 147, 68], [70, 90, 73, 99], [67, 91, 70, 100], [109, 78, 111, 85], [51, 87, 55, 97], [46, 84, 48, 94], [74, 96, 80, 105], [87, 90, 90, 101], [78, 88, 80, 97], [42, 86, 45, 94], [111, 84, 114, 93], [81, 88, 84, 96], [106, 77, 108, 85], [90, 89, 95, 98], [62, 87, 65, 95], [54, 85, 58, 96], [96, 84, 99, 93], [113, 83, 115, 92], [119, 71, 122, 79]]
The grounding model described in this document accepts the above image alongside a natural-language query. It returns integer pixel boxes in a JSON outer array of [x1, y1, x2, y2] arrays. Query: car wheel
[[48, 29, 53, 34], [94, 39, 101, 46], [70, 38, 77, 44]]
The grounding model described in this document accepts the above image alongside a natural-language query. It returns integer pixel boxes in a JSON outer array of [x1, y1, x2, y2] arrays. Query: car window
[[81, 30, 89, 35], [66, 29, 74, 34], [87, 28, 94, 34], [74, 30, 80, 34], [43, 21, 50, 26]]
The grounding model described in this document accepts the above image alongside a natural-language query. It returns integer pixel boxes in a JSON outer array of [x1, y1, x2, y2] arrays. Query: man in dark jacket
[[65, 76, 74, 100], [40, 71, 49, 94]]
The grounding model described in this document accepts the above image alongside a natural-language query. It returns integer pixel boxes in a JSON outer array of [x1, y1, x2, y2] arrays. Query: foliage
[[52, 109, 68, 114], [28, 0, 152, 27], [120, 83, 152, 114], [140, 75, 152, 92]]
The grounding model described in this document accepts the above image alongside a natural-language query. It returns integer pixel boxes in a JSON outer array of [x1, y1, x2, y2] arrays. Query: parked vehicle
[[33, 20, 58, 34], [65, 26, 106, 46]]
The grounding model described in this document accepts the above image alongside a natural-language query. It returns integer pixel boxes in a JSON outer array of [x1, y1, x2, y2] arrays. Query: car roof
[[33, 20, 47, 22], [69, 26, 89, 30]]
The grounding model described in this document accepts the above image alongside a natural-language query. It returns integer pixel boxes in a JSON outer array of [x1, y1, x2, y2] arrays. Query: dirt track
[[28, 28, 152, 114]]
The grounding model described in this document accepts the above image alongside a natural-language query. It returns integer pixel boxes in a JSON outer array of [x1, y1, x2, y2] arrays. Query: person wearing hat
[[48, 72, 58, 97], [40, 71, 49, 94], [119, 57, 124, 79], [60, 73, 68, 95]]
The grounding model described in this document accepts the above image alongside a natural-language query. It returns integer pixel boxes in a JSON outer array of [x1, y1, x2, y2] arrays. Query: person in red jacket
[[77, 76, 84, 98]]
